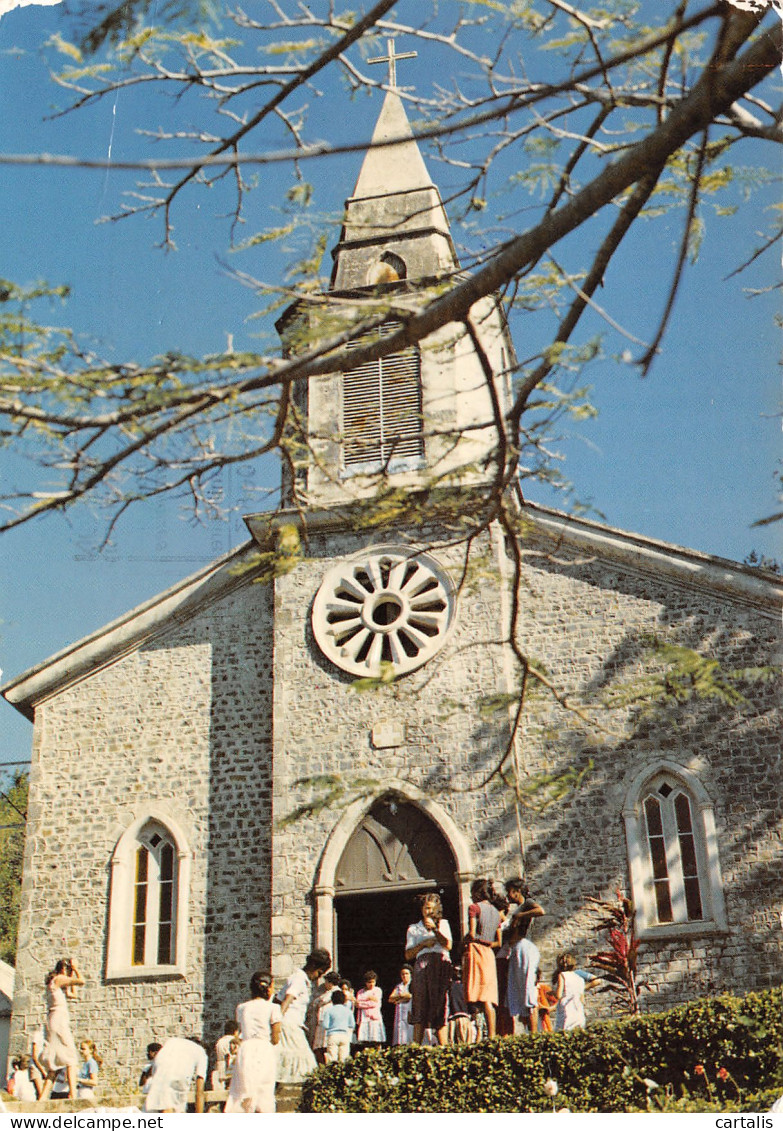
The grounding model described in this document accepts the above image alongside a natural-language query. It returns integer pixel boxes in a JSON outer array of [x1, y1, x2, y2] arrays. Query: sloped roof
[[3, 501, 779, 719], [327, 87, 457, 290], [0, 541, 263, 719], [350, 88, 435, 198], [521, 501, 782, 614]]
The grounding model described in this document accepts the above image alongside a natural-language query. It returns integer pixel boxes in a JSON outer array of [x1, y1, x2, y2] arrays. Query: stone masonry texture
[[10, 577, 274, 1069], [7, 517, 782, 1084]]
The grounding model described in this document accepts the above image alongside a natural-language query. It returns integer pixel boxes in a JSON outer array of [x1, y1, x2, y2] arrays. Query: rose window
[[312, 548, 455, 677]]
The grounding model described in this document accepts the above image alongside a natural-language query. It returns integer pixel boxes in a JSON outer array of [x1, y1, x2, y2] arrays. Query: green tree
[[0, 772, 28, 965], [1, 2, 780, 864], [0, 1, 779, 536]]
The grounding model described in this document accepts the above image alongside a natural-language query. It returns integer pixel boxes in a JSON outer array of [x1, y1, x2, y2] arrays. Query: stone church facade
[[3, 85, 781, 1069]]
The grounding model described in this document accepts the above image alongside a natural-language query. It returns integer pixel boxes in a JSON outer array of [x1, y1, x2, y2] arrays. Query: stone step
[[2, 1097, 97, 1113], [276, 1084, 303, 1113], [2, 1086, 303, 1115]]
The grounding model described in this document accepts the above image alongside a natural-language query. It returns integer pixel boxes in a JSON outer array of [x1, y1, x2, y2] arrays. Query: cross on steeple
[[368, 37, 417, 89]]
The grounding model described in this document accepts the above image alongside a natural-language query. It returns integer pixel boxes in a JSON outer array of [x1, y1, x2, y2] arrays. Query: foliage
[[499, 757, 595, 812], [586, 891, 646, 1016], [0, 279, 73, 367], [3, 3, 781, 877], [276, 774, 382, 828], [0, 772, 28, 965], [744, 549, 782, 575], [274, 598, 780, 833], [300, 988, 782, 1112], [604, 633, 780, 715], [230, 523, 303, 585], [64, 0, 219, 54], [0, 3, 780, 534]]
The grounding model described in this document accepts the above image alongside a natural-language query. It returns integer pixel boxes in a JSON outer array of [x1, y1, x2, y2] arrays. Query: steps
[[2, 1086, 303, 1114], [1, 1097, 98, 1113]]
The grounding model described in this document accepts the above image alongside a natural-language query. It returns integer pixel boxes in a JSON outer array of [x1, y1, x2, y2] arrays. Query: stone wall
[[9, 573, 274, 1069], [269, 524, 517, 976], [503, 532, 781, 1011], [8, 514, 780, 1074], [269, 519, 781, 1015]]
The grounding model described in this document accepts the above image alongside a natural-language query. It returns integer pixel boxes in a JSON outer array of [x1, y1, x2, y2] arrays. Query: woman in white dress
[[38, 958, 85, 1100], [225, 972, 283, 1114], [276, 948, 331, 1083], [388, 965, 414, 1045], [554, 953, 587, 1031]]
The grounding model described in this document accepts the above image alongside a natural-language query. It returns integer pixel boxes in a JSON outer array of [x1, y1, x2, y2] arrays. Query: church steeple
[[276, 64, 514, 510], [329, 86, 458, 291]]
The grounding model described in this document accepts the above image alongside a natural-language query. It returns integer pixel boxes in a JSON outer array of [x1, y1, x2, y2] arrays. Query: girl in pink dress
[[355, 971, 386, 1048], [38, 958, 85, 1100]]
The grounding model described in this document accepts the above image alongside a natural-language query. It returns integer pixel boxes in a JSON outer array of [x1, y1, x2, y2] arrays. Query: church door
[[333, 798, 459, 1033]]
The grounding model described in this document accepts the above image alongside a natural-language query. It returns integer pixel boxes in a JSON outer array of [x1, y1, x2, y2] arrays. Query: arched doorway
[[333, 797, 459, 1034]]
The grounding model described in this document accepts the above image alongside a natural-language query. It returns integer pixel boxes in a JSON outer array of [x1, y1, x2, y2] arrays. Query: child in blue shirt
[[321, 990, 355, 1063]]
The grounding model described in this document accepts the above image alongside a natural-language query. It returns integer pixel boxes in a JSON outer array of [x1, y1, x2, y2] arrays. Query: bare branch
[[637, 127, 710, 375]]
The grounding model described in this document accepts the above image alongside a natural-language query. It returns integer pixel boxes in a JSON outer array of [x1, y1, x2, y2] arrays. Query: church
[[3, 62, 781, 1067]]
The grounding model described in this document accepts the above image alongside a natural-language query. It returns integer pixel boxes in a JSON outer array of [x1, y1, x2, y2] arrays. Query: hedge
[[300, 987, 782, 1112]]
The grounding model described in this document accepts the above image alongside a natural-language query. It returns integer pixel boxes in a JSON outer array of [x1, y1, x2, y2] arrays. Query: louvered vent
[[342, 321, 424, 470]]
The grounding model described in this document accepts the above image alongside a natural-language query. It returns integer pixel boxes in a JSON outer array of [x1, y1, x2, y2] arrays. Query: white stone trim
[[311, 546, 456, 678], [105, 808, 192, 981], [0, 960, 14, 1006], [525, 503, 782, 616], [312, 782, 474, 958], [622, 760, 727, 940]]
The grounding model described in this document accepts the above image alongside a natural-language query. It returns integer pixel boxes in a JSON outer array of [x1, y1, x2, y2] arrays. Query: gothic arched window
[[341, 320, 424, 473], [132, 825, 176, 967], [106, 812, 191, 980], [622, 763, 727, 938], [643, 784, 702, 923]]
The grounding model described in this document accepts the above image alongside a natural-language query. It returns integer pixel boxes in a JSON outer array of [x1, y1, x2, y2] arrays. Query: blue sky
[[1, 1, 780, 768]]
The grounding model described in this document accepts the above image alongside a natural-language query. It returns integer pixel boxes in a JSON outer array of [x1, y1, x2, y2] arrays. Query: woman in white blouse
[[225, 972, 282, 1113], [405, 893, 453, 1046]]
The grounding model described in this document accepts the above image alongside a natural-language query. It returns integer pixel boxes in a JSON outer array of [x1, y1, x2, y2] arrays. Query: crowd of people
[[6, 878, 599, 1113], [405, 880, 597, 1045]]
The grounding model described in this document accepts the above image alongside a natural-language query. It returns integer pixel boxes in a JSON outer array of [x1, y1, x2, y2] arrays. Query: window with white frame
[[132, 825, 176, 966], [623, 763, 727, 937], [341, 321, 424, 473], [643, 782, 703, 923], [106, 813, 191, 979]]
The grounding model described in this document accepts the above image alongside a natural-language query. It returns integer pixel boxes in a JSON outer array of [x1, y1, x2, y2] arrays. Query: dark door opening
[[335, 884, 459, 1039], [331, 797, 461, 1040]]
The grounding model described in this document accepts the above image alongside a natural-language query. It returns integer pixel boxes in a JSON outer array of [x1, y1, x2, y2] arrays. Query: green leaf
[[47, 32, 84, 62]]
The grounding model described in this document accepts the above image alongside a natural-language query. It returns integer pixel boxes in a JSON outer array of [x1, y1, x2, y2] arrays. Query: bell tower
[[276, 49, 515, 509]]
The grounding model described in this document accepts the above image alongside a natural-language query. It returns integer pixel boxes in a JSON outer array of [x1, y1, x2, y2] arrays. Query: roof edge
[[4, 497, 779, 717], [247, 492, 782, 609], [522, 501, 782, 613], [1, 540, 263, 715]]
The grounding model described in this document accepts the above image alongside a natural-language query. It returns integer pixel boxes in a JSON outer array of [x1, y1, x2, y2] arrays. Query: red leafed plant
[[586, 890, 649, 1015]]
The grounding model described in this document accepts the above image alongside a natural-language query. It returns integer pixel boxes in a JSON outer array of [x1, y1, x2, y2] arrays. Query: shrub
[[586, 891, 646, 1015], [300, 988, 782, 1112]]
